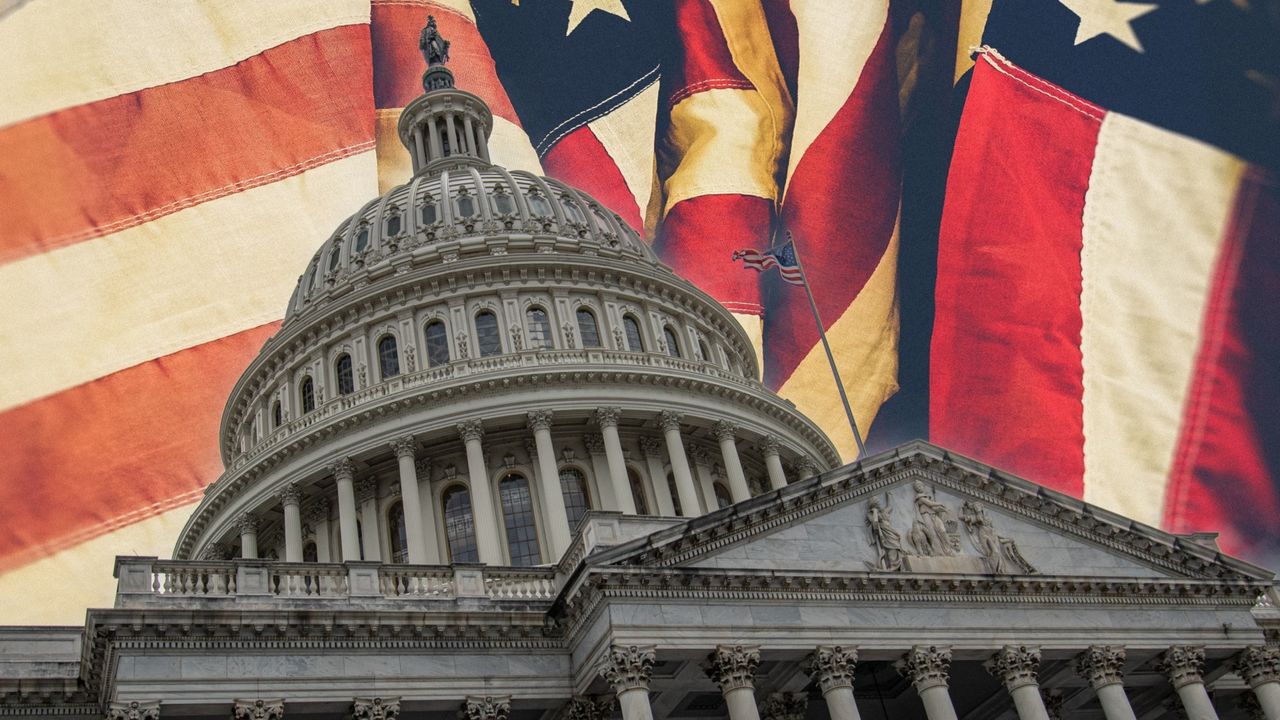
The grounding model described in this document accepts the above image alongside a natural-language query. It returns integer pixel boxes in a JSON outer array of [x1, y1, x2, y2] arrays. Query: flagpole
[[786, 235, 868, 459]]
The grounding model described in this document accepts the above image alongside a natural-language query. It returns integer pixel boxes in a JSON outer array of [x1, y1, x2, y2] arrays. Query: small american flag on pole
[[732, 241, 804, 286]]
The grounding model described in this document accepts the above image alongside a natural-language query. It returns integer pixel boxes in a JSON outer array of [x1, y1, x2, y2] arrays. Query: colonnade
[[236, 409, 808, 564]]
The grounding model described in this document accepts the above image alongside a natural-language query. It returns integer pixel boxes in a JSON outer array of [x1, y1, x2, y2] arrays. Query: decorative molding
[[794, 456, 818, 475], [639, 436, 663, 457], [331, 457, 356, 481], [598, 643, 656, 693], [595, 407, 621, 429], [758, 435, 780, 456], [237, 513, 258, 534], [583, 434, 605, 455], [233, 699, 284, 720], [527, 410, 554, 432], [961, 500, 1038, 574], [277, 482, 301, 507], [896, 645, 952, 691], [712, 420, 738, 443], [458, 420, 485, 442], [689, 444, 715, 467], [461, 696, 511, 720], [306, 498, 331, 524], [561, 696, 614, 720], [390, 436, 416, 459], [1236, 645, 1280, 689], [760, 693, 807, 720], [353, 697, 400, 720], [1156, 645, 1206, 689], [1076, 645, 1126, 689], [107, 700, 160, 720], [986, 645, 1041, 691], [803, 645, 857, 693], [657, 410, 682, 432], [703, 644, 760, 692], [1041, 689, 1064, 720], [356, 476, 378, 504]]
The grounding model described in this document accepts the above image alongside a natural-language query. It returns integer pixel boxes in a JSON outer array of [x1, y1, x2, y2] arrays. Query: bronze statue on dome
[[419, 15, 451, 67]]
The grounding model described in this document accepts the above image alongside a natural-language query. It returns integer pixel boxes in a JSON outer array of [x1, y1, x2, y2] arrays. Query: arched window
[[303, 541, 317, 563], [421, 194, 438, 225], [663, 326, 682, 358], [272, 400, 282, 428], [385, 207, 403, 237], [623, 315, 645, 352], [561, 196, 587, 224], [492, 189, 516, 215], [577, 308, 601, 348], [456, 192, 476, 218], [527, 191, 553, 218], [327, 244, 342, 272], [378, 335, 400, 379], [559, 467, 591, 529], [499, 474, 542, 566], [713, 482, 733, 510], [387, 501, 408, 563], [335, 354, 354, 395], [425, 320, 450, 366], [698, 338, 711, 362], [526, 306, 552, 349], [627, 469, 649, 515], [300, 376, 315, 413], [355, 223, 370, 253], [307, 262, 319, 291], [442, 485, 479, 563], [475, 311, 502, 357], [666, 473, 683, 516]]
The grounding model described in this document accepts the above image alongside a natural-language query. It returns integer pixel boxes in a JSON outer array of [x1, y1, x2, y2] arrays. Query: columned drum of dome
[[174, 17, 838, 565]]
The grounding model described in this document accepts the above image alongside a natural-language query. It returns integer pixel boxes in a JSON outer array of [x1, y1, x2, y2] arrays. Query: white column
[[462, 696, 511, 720], [237, 513, 259, 559], [390, 437, 433, 564], [280, 483, 303, 562], [796, 456, 818, 480], [640, 437, 675, 516], [414, 457, 442, 563], [805, 646, 863, 720], [332, 458, 361, 562], [307, 498, 331, 562], [705, 645, 762, 720], [598, 407, 637, 514], [599, 644, 657, 720], [898, 645, 959, 720], [659, 411, 700, 516], [528, 411, 572, 556], [1158, 646, 1219, 720], [713, 421, 751, 502], [356, 477, 381, 561], [583, 434, 617, 510], [1237, 646, 1280, 720], [1076, 646, 1138, 720], [987, 646, 1051, 720], [458, 420, 503, 564], [462, 114, 477, 156], [760, 436, 788, 490], [445, 112, 459, 156]]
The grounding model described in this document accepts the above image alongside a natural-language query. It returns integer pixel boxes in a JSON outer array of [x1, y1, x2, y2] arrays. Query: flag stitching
[[980, 53, 1104, 123], [668, 78, 756, 106], [535, 65, 661, 154]]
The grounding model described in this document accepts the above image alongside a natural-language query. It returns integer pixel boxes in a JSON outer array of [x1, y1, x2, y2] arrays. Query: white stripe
[[0, 150, 378, 412], [0, 502, 197, 624], [586, 81, 660, 219], [0, 0, 369, 128], [1080, 112, 1245, 526]]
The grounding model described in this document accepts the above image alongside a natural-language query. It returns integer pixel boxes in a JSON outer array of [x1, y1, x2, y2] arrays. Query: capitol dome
[[175, 24, 839, 567]]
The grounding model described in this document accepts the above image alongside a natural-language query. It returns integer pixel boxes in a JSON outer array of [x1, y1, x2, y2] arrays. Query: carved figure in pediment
[[865, 495, 908, 571], [909, 481, 958, 556], [960, 501, 1038, 575]]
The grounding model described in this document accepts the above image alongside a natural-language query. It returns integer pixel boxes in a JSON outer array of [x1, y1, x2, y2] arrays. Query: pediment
[[592, 442, 1272, 584]]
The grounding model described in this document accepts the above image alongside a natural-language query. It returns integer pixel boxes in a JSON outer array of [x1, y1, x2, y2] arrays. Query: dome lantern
[[398, 15, 492, 173]]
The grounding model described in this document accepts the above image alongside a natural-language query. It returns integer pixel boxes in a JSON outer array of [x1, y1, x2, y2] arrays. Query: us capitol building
[[4, 20, 1279, 720]]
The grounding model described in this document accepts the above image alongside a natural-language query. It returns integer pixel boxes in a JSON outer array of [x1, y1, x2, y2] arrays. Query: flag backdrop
[[0, 0, 1274, 623]]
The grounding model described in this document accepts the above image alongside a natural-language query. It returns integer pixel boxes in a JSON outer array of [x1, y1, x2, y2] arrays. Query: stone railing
[[114, 557, 559, 607]]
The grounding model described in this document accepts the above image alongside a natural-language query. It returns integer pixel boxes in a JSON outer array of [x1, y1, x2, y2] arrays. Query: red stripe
[[0, 25, 375, 265], [929, 57, 1099, 497], [656, 194, 772, 315], [763, 23, 900, 387], [0, 323, 279, 572], [1164, 170, 1280, 562], [540, 125, 643, 232], [668, 0, 754, 105], [370, 0, 521, 125]]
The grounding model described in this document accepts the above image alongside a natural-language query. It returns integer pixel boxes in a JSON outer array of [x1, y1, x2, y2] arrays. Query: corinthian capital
[[1156, 645, 1207, 689], [598, 643, 656, 693], [657, 410, 683, 432], [353, 697, 400, 720], [760, 693, 807, 720], [233, 699, 284, 720], [596, 406, 621, 428], [758, 435, 781, 456], [527, 410, 554, 432], [583, 433, 605, 455], [986, 645, 1042, 691], [390, 436, 416, 459], [704, 644, 761, 692], [277, 482, 302, 507], [1236, 645, 1280, 688], [1075, 645, 1126, 689], [896, 645, 952, 691], [330, 457, 355, 481], [639, 436, 663, 457], [306, 498, 331, 524], [794, 456, 818, 475], [356, 477, 378, 504], [461, 697, 509, 720], [712, 420, 738, 442], [561, 696, 615, 720], [803, 645, 857, 693], [237, 513, 259, 534], [457, 420, 485, 442], [107, 700, 161, 720]]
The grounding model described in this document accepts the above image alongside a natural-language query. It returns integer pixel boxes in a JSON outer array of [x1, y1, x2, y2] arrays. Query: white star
[[566, 0, 630, 36], [1058, 0, 1158, 52]]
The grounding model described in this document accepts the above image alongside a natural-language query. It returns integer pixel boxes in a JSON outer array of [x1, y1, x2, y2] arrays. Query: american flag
[[732, 241, 805, 286], [0, 0, 1274, 623]]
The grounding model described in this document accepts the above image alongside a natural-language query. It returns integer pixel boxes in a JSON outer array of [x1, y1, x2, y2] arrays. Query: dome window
[[306, 262, 319, 291], [499, 473, 542, 566], [576, 308, 601, 348], [327, 245, 342, 272], [622, 315, 645, 352], [663, 326, 682, 358], [456, 188, 476, 219], [271, 400, 282, 428], [378, 335, 400, 379], [525, 306, 552, 349], [559, 467, 591, 528], [475, 311, 502, 357], [492, 187, 516, 215], [385, 207, 403, 237], [442, 485, 478, 563], [698, 338, 711, 362], [420, 195, 438, 226], [335, 354, 354, 395], [628, 468, 650, 515], [387, 501, 408, 564], [300, 376, 315, 414], [526, 190, 553, 218], [354, 223, 370, 253], [425, 320, 450, 366], [561, 196, 587, 224]]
